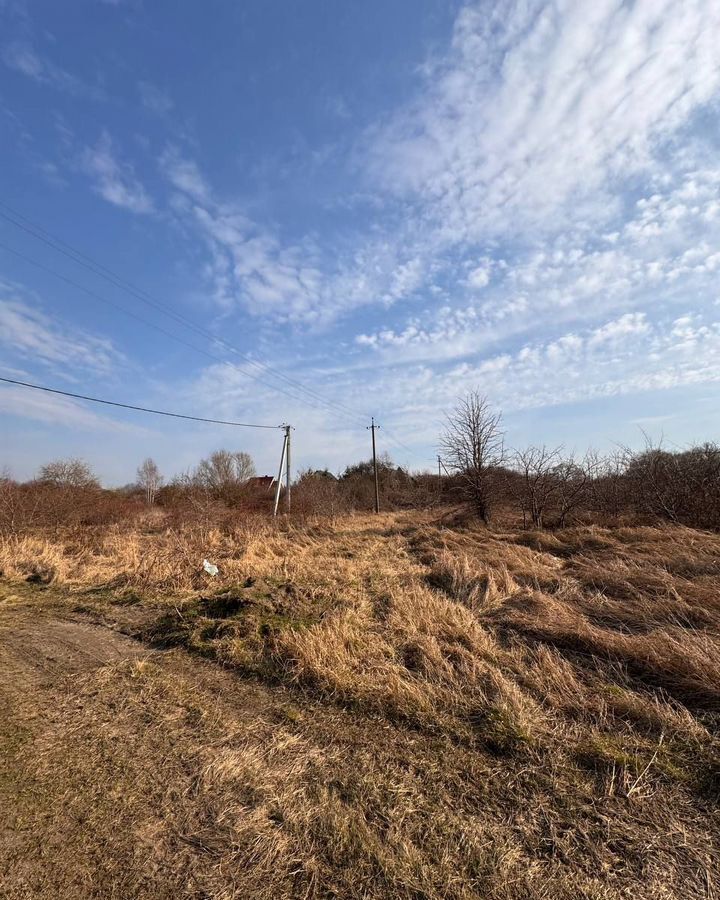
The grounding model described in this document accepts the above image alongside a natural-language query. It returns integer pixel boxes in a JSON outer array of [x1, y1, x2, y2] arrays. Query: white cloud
[[355, 160, 720, 367], [0, 385, 142, 433], [164, 0, 720, 329], [2, 41, 44, 78], [163, 151, 429, 323], [2, 40, 104, 99], [471, 313, 720, 412], [0, 285, 124, 376], [82, 132, 154, 214], [185, 307, 720, 468], [138, 81, 174, 116], [162, 147, 211, 203], [587, 312, 650, 348], [343, 310, 720, 455], [467, 264, 491, 289], [369, 0, 720, 243], [163, 149, 325, 318]]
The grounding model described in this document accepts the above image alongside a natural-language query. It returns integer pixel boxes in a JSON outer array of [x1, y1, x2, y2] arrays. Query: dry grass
[[2, 509, 720, 897]]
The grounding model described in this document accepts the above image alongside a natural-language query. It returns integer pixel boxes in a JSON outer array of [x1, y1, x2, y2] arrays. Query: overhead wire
[[0, 239, 366, 428], [0, 202, 431, 459], [0, 201, 369, 426], [377, 424, 417, 460], [0, 201, 366, 422], [0, 376, 281, 428]]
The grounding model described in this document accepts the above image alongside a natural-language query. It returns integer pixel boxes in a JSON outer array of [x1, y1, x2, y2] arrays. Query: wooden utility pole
[[437, 455, 442, 502], [367, 417, 380, 514]]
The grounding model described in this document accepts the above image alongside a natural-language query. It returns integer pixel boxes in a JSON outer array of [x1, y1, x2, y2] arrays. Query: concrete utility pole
[[285, 424, 291, 513], [367, 417, 380, 514], [273, 430, 287, 517], [273, 426, 292, 517]]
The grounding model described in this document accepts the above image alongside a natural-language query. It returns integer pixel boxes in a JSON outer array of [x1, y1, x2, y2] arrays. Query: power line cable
[[0, 376, 281, 428], [0, 202, 369, 425], [0, 239, 364, 427], [0, 202, 365, 422], [1, 204, 425, 451], [378, 424, 417, 459]]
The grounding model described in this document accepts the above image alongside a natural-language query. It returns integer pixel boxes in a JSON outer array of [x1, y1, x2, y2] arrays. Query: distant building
[[247, 475, 276, 490]]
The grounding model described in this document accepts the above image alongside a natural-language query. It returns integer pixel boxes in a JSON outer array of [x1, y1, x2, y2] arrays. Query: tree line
[[438, 389, 720, 531], [2, 388, 719, 531]]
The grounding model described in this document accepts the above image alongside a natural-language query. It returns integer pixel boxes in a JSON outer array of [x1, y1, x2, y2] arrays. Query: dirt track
[[0, 586, 426, 899], [0, 589, 320, 898]]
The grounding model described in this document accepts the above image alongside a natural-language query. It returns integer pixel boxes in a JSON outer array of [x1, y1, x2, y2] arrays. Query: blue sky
[[2, 0, 720, 484]]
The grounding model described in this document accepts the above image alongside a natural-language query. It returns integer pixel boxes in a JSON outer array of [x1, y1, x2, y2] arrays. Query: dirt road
[[1, 583, 455, 900], [0, 587, 350, 899]]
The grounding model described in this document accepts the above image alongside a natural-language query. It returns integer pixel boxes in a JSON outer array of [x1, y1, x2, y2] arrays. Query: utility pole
[[285, 424, 292, 512], [273, 427, 288, 517], [437, 454, 442, 502], [367, 417, 380, 514], [272, 424, 292, 515]]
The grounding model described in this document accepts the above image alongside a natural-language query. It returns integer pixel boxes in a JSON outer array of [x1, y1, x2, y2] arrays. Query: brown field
[[1, 509, 719, 898]]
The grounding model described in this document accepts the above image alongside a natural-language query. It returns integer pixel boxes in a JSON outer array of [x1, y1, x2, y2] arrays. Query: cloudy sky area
[[2, 0, 720, 483]]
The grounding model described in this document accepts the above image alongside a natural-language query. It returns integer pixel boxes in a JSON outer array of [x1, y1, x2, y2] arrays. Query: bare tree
[[586, 448, 627, 520], [625, 437, 720, 529], [685, 442, 720, 529], [194, 450, 256, 495], [136, 457, 163, 505], [624, 436, 681, 524], [0, 469, 26, 536], [513, 445, 563, 528], [553, 454, 589, 527], [440, 391, 505, 523], [38, 458, 99, 489]]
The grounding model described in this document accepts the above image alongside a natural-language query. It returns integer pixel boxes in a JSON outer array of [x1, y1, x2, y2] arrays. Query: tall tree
[[440, 391, 505, 523], [37, 458, 99, 489], [136, 457, 163, 505], [194, 450, 256, 494]]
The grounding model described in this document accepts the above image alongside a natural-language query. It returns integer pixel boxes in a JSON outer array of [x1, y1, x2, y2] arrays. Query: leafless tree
[[686, 442, 720, 528], [553, 454, 589, 527], [623, 436, 682, 523], [0, 468, 35, 536], [37, 458, 99, 489], [194, 450, 256, 495], [513, 445, 563, 528], [625, 437, 720, 528], [586, 448, 627, 520], [136, 457, 163, 505], [440, 391, 505, 523]]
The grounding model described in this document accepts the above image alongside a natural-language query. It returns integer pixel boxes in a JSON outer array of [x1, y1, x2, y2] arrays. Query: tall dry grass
[[4, 510, 718, 743], [0, 515, 272, 594], [3, 508, 720, 897]]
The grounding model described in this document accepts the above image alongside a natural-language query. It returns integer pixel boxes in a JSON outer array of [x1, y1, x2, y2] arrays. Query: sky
[[2, 0, 720, 484]]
